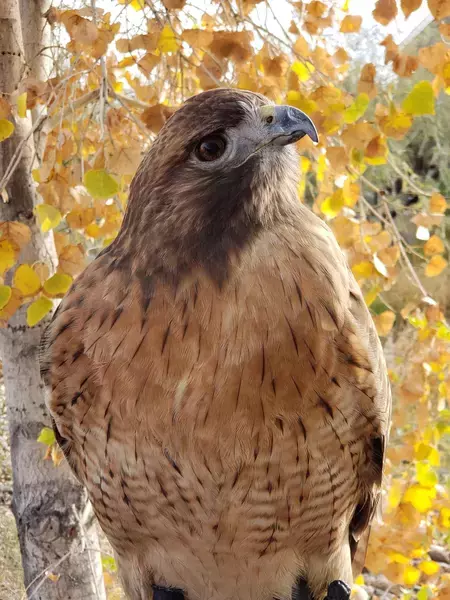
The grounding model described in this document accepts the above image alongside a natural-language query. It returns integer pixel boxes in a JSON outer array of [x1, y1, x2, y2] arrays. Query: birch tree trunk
[[0, 1, 106, 598]]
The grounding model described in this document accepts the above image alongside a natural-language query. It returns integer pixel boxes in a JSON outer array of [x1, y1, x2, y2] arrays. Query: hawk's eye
[[195, 135, 226, 162]]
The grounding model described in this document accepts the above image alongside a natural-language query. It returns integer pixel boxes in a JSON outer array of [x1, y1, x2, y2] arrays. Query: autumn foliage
[[0, 0, 449, 597]]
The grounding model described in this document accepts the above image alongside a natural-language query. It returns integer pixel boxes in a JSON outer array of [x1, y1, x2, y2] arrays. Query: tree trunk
[[0, 1, 106, 598]]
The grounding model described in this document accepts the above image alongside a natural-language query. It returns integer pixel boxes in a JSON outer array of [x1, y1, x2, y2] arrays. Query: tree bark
[[0, 1, 106, 598]]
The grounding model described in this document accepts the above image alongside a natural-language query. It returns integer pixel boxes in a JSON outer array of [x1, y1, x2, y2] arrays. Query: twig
[[109, 86, 153, 141], [114, 91, 150, 110], [91, 0, 108, 139], [22, 547, 74, 600], [382, 200, 432, 301], [387, 154, 440, 199]]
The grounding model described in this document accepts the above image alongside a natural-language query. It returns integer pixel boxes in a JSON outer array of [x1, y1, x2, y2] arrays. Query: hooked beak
[[260, 104, 319, 146]]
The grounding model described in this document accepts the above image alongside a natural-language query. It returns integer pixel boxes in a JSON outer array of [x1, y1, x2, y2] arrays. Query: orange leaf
[[373, 310, 396, 337], [340, 15, 362, 33], [358, 63, 377, 98], [424, 234, 445, 256], [429, 192, 447, 214], [401, 0, 423, 18], [326, 147, 348, 171], [373, 0, 398, 25], [428, 0, 450, 19], [425, 255, 447, 277]]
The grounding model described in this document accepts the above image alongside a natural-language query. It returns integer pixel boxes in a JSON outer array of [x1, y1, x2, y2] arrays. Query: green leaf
[[101, 555, 117, 572], [402, 81, 435, 116], [26, 296, 53, 327], [84, 169, 119, 199], [417, 586, 432, 600], [37, 426, 56, 447], [44, 273, 73, 297], [0, 284, 12, 310], [344, 93, 369, 123], [0, 118, 14, 142]]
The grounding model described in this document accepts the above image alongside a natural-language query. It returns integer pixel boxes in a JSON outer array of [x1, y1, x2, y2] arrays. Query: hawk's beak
[[260, 105, 319, 145]]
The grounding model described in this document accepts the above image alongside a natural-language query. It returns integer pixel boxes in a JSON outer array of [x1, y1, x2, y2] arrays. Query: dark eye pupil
[[196, 136, 226, 161]]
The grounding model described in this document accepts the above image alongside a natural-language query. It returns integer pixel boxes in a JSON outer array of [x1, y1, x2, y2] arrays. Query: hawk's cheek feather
[[41, 89, 390, 600]]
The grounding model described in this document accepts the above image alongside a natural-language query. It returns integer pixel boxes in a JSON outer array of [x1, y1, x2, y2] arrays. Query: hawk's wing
[[345, 275, 392, 575]]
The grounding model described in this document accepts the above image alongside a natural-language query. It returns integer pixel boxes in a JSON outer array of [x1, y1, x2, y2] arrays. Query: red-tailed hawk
[[41, 89, 391, 600]]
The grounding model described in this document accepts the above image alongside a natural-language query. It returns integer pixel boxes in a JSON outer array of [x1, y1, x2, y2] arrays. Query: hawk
[[40, 89, 391, 600]]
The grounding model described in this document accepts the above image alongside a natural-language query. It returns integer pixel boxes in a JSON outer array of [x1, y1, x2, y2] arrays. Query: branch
[[48, 88, 100, 128]]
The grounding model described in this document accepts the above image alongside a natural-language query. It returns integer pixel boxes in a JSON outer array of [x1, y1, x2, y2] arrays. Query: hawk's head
[[115, 89, 318, 282]]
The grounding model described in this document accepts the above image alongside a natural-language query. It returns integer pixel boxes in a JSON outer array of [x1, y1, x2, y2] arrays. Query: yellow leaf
[[402, 81, 435, 115], [420, 561, 440, 576], [403, 484, 436, 512], [26, 296, 53, 327], [0, 240, 17, 275], [429, 192, 447, 214], [416, 462, 438, 487], [291, 61, 315, 82], [403, 566, 421, 586], [43, 273, 73, 297], [344, 94, 369, 124], [415, 442, 440, 465], [379, 106, 413, 139], [364, 286, 380, 307], [17, 92, 27, 118], [0, 118, 14, 142], [300, 157, 311, 173], [35, 204, 62, 232], [373, 310, 396, 336], [340, 15, 362, 33], [389, 552, 411, 564], [352, 261, 375, 279], [321, 190, 345, 218], [425, 255, 447, 277], [428, 0, 450, 19], [157, 24, 180, 54], [388, 480, 403, 510], [316, 155, 327, 182], [84, 169, 119, 199], [85, 223, 102, 239], [439, 507, 450, 528], [424, 234, 445, 255], [286, 91, 318, 115], [0, 285, 12, 310], [13, 264, 41, 296]]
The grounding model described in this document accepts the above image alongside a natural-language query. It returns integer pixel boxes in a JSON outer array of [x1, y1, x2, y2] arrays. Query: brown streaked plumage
[[40, 89, 391, 600]]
